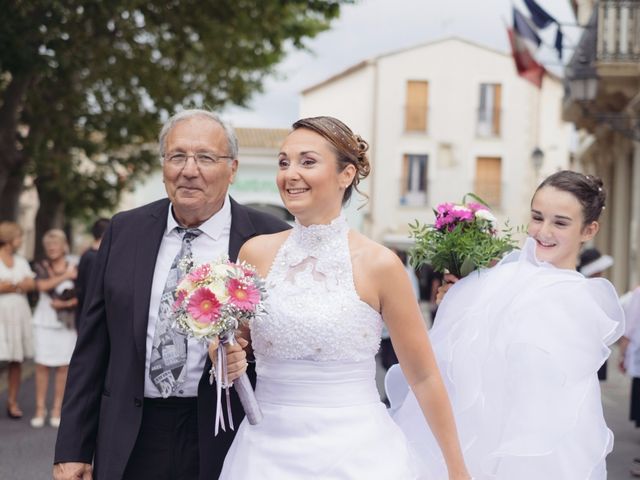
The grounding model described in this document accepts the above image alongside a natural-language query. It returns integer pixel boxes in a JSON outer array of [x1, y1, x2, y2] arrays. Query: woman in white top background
[[0, 222, 36, 420]]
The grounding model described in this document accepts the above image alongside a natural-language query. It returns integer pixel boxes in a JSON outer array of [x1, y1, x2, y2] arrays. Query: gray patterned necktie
[[150, 227, 202, 397]]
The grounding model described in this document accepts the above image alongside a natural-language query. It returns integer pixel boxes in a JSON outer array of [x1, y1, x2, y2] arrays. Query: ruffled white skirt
[[386, 240, 624, 480], [220, 357, 424, 479]]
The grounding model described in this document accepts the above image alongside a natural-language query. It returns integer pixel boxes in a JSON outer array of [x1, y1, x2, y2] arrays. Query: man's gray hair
[[158, 109, 239, 161]]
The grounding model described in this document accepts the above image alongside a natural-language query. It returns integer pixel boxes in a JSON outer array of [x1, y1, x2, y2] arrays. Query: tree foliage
[[0, 0, 349, 253]]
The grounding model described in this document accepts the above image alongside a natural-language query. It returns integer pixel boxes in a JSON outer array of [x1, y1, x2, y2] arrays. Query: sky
[[222, 0, 580, 128]]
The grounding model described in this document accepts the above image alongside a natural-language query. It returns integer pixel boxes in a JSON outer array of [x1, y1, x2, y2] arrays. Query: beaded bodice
[[251, 215, 383, 361]]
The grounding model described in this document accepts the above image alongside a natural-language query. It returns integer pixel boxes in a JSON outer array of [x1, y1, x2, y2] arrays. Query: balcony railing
[[598, 0, 640, 62]]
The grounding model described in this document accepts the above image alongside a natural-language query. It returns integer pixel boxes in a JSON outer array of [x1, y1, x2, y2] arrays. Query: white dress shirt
[[144, 196, 232, 397]]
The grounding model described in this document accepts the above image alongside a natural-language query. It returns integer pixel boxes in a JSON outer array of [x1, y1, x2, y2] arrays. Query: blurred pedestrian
[[578, 247, 614, 380], [0, 221, 36, 419], [31, 229, 78, 428], [75, 218, 110, 334], [618, 285, 640, 477]]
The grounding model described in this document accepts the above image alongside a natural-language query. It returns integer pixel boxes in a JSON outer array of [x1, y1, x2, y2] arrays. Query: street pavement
[[1, 351, 639, 479]]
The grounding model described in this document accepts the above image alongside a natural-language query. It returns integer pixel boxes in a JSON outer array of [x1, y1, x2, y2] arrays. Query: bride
[[212, 116, 469, 479], [386, 171, 624, 479]]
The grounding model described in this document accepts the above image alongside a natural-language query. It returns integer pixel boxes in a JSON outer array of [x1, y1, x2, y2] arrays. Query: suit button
[[134, 398, 142, 407]]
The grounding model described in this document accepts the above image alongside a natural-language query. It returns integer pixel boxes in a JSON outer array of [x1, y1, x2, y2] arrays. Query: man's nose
[[181, 156, 200, 176]]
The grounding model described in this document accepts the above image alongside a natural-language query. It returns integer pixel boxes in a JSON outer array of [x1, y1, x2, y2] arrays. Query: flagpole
[[533, 74, 543, 183]]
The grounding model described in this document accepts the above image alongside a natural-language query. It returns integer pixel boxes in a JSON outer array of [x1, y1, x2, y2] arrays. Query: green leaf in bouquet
[[459, 257, 476, 277]]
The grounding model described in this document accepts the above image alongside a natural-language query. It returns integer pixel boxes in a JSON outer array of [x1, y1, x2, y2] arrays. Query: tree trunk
[[0, 73, 31, 203], [0, 168, 25, 221], [34, 185, 65, 261]]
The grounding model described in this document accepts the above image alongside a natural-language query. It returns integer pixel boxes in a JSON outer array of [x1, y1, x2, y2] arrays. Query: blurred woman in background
[[0, 222, 36, 419], [31, 229, 78, 428]]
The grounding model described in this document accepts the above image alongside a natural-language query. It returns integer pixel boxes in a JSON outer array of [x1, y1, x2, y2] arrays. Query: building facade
[[564, 0, 640, 292], [300, 37, 571, 249]]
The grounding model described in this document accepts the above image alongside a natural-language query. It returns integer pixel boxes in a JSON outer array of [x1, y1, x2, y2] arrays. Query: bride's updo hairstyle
[[291, 116, 371, 205], [535, 170, 607, 225]]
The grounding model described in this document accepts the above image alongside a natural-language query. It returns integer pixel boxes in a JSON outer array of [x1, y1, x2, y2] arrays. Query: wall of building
[[301, 38, 572, 246]]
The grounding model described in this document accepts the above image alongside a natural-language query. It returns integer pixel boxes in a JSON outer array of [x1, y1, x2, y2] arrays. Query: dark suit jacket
[[54, 197, 290, 480]]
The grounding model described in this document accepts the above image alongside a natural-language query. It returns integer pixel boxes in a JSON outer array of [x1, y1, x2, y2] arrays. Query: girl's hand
[[435, 274, 459, 305]]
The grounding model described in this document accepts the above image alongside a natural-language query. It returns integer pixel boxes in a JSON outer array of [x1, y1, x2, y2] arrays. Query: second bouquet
[[172, 257, 266, 434], [409, 194, 519, 277]]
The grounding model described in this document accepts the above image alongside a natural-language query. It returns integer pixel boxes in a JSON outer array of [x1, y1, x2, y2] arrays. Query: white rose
[[206, 279, 229, 304], [475, 208, 497, 225]]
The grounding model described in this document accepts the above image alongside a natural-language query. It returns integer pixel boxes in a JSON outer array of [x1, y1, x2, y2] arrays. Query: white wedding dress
[[220, 215, 423, 479], [386, 238, 624, 480]]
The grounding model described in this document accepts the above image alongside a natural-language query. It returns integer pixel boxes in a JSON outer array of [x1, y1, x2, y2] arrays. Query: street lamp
[[531, 146, 544, 173]]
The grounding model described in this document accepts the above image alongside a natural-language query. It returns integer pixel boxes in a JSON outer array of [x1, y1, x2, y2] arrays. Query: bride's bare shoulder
[[239, 230, 291, 274], [349, 230, 401, 274]]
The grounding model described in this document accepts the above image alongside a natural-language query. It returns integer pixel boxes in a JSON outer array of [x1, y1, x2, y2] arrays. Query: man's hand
[[208, 336, 250, 383], [53, 462, 92, 480], [435, 273, 460, 305]]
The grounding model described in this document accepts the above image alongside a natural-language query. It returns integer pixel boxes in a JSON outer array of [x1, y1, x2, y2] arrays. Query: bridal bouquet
[[409, 194, 518, 278], [173, 257, 266, 434]]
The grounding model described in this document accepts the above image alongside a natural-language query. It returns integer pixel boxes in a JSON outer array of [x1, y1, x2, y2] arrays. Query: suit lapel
[[133, 200, 169, 364], [228, 197, 256, 262]]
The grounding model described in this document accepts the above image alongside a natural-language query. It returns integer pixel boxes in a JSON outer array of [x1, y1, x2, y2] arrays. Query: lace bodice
[[251, 215, 383, 361]]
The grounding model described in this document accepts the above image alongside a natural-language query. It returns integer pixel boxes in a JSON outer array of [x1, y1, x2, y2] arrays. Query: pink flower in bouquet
[[227, 278, 260, 310], [467, 202, 488, 212], [174, 289, 188, 309], [188, 263, 211, 284], [187, 287, 221, 324], [450, 205, 473, 221]]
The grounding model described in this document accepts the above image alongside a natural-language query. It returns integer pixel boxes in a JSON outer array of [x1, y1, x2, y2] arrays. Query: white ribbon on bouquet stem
[[213, 330, 236, 436]]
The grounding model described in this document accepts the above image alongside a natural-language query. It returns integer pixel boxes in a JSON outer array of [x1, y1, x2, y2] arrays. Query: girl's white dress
[[386, 238, 624, 480], [220, 216, 423, 479]]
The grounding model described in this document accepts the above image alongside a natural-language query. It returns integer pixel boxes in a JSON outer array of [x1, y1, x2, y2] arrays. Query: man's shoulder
[[231, 201, 291, 234], [112, 198, 169, 224]]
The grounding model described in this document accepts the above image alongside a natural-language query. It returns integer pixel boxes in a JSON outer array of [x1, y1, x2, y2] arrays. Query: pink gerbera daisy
[[188, 264, 211, 284], [227, 278, 260, 310], [173, 289, 188, 309], [187, 288, 221, 324]]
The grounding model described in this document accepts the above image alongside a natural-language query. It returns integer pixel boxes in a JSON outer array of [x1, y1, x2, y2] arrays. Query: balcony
[[563, 1, 640, 135], [597, 0, 640, 75]]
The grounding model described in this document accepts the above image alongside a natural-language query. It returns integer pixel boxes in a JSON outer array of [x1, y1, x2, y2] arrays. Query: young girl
[[386, 170, 624, 479]]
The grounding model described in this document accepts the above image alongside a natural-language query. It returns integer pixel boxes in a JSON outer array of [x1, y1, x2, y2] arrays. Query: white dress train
[[386, 238, 624, 480], [220, 215, 424, 480]]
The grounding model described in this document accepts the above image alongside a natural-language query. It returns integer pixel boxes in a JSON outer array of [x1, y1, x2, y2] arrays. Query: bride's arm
[[375, 249, 470, 480]]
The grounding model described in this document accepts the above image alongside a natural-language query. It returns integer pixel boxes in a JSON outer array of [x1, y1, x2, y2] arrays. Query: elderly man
[[53, 110, 290, 480]]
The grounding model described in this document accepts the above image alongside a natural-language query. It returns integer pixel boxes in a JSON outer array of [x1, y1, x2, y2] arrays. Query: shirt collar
[[165, 195, 231, 241]]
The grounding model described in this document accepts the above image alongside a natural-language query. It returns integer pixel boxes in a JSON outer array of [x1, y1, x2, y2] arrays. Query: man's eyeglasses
[[164, 152, 234, 168]]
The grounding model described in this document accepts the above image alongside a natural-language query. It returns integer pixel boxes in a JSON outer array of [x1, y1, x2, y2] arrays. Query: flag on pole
[[523, 0, 564, 59], [523, 0, 556, 28], [508, 7, 545, 88]]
